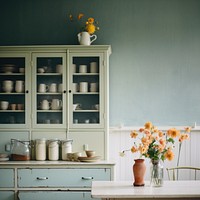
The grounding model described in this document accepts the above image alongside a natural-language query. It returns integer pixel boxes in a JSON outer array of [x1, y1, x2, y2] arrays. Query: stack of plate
[[0, 153, 9, 161]]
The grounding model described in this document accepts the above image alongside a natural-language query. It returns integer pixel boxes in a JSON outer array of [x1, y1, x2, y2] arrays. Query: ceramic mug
[[15, 80, 25, 93], [58, 83, 63, 93], [56, 64, 63, 73], [0, 101, 9, 110], [90, 82, 98, 92], [73, 103, 81, 111], [2, 80, 13, 93], [79, 82, 88, 92], [90, 62, 98, 73], [49, 83, 57, 93], [73, 83, 79, 92], [38, 84, 49, 93], [10, 104, 17, 110], [79, 65, 87, 73]]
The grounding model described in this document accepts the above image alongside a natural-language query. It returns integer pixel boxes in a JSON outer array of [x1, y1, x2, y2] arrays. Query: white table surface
[[91, 181, 200, 199]]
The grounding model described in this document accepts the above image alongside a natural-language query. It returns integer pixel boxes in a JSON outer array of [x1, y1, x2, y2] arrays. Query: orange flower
[[158, 131, 164, 137], [144, 121, 153, 130], [167, 128, 180, 138], [185, 127, 191, 133], [131, 146, 138, 153], [78, 13, 84, 20], [130, 130, 138, 138], [164, 149, 174, 161], [87, 17, 95, 24], [179, 133, 190, 142]]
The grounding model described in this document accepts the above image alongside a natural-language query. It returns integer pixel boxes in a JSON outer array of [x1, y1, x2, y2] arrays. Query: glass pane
[[36, 57, 63, 125], [72, 56, 100, 125], [0, 57, 26, 124]]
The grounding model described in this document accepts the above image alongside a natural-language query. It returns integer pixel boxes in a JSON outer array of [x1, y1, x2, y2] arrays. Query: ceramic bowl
[[85, 150, 95, 157]]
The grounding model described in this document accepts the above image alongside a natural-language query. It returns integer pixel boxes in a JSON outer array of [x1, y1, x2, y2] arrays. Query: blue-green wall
[[1, 0, 200, 126]]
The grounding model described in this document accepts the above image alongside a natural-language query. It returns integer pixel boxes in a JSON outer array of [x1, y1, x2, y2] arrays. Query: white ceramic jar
[[61, 140, 73, 160], [35, 139, 46, 161], [48, 139, 59, 161]]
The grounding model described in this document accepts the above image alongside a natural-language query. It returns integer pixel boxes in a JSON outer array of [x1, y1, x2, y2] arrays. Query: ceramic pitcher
[[78, 32, 97, 45]]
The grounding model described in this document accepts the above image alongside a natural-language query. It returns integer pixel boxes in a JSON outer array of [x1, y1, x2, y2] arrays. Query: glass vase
[[150, 159, 164, 187]]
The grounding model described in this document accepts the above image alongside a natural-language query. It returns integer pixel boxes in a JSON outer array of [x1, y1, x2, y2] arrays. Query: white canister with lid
[[35, 139, 46, 161], [48, 139, 59, 161], [61, 139, 73, 160]]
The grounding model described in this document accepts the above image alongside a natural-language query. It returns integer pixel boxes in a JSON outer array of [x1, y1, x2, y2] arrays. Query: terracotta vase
[[133, 159, 146, 186]]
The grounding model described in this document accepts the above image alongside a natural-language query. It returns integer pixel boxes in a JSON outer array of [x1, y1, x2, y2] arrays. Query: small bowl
[[85, 150, 95, 157]]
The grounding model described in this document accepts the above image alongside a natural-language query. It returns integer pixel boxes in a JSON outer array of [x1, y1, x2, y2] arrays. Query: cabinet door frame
[[0, 52, 31, 129], [68, 52, 106, 129], [31, 52, 67, 129]]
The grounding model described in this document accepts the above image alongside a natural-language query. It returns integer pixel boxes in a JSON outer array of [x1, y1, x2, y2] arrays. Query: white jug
[[51, 99, 62, 110], [78, 32, 97, 45], [41, 100, 50, 110]]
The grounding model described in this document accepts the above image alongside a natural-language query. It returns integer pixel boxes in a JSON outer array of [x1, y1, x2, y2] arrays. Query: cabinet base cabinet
[[18, 191, 98, 200], [0, 191, 15, 200]]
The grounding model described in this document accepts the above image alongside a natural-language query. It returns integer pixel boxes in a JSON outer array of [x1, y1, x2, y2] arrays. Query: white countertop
[[92, 181, 200, 199], [0, 160, 115, 167]]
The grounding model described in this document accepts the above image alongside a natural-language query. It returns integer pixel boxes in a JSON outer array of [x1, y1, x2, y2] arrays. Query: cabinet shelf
[[0, 110, 25, 112], [0, 92, 25, 95], [73, 110, 99, 112], [37, 92, 62, 95], [37, 73, 62, 76], [0, 73, 25, 76], [37, 110, 62, 112], [73, 92, 99, 95], [73, 73, 99, 76]]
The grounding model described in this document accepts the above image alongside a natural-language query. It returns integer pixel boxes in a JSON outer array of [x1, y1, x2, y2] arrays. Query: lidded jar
[[48, 139, 59, 161], [35, 138, 46, 161], [61, 139, 73, 160]]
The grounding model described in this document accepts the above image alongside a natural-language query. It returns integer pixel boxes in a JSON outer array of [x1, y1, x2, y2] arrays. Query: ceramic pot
[[133, 159, 146, 186]]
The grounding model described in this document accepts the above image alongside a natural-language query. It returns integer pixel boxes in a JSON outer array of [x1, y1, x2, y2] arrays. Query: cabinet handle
[[82, 176, 94, 180], [36, 177, 48, 180], [63, 90, 66, 93], [69, 90, 71, 93], [26, 90, 29, 93]]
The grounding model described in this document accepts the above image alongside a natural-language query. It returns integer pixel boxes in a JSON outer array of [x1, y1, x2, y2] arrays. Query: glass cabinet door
[[0, 53, 30, 128], [32, 53, 66, 128], [69, 53, 104, 129]]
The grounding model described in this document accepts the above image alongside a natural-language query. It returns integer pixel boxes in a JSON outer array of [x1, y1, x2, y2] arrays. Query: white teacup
[[38, 68, 45, 73], [0, 101, 9, 110], [73, 103, 81, 111]]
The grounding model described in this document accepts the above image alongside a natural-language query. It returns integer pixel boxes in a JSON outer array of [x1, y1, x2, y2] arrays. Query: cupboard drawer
[[18, 168, 110, 187], [0, 169, 14, 188], [18, 191, 95, 200]]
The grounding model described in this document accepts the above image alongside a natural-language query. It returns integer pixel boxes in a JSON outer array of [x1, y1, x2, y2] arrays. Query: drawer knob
[[36, 177, 48, 180], [82, 176, 94, 180]]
